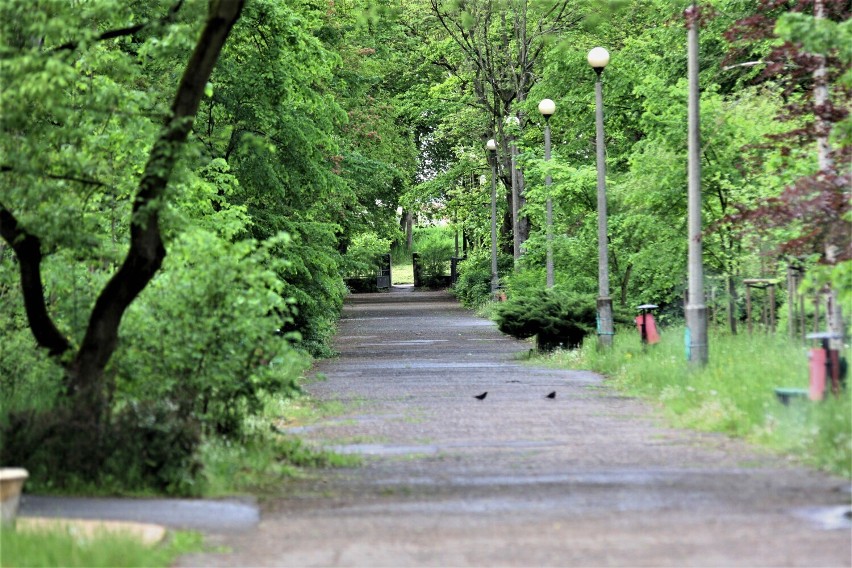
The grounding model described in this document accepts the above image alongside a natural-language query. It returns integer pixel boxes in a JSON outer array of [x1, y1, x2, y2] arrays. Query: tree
[[430, 0, 583, 250], [1, 0, 244, 444], [724, 0, 851, 340]]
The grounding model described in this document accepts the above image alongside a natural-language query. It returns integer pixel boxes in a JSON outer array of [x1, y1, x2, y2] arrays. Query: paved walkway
[[20, 495, 259, 532], [175, 287, 849, 566]]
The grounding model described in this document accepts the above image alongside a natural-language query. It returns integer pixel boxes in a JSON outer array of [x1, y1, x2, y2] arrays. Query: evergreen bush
[[494, 287, 629, 351]]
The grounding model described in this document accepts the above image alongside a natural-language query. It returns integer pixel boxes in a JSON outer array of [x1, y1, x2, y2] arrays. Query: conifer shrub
[[494, 288, 629, 351]]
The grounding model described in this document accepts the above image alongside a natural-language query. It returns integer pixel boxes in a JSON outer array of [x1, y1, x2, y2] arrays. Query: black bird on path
[[474, 391, 488, 400], [546, 391, 557, 399]]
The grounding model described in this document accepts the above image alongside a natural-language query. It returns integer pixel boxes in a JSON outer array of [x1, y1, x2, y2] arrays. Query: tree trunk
[[405, 212, 414, 249], [1, 0, 246, 429], [726, 274, 738, 335]]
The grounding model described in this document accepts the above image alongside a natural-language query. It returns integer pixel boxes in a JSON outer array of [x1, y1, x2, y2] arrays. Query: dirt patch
[[179, 288, 851, 567]]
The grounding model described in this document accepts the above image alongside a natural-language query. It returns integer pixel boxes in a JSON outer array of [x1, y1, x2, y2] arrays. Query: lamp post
[[538, 99, 556, 288], [487, 138, 499, 296], [588, 47, 614, 348], [685, 3, 708, 365], [506, 115, 522, 262]]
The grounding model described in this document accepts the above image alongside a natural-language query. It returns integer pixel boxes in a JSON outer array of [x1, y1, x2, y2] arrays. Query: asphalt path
[[178, 287, 851, 567]]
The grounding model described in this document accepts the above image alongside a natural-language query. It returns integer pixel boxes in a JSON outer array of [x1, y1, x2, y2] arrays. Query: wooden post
[[769, 283, 776, 333], [727, 275, 737, 335], [787, 266, 795, 339], [746, 285, 753, 334], [814, 295, 821, 334]]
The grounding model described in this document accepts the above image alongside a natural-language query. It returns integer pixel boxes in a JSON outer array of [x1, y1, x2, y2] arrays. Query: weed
[[534, 326, 851, 477]]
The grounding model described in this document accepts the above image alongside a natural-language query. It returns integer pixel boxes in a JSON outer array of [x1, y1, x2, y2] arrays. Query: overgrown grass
[[536, 327, 851, 477], [0, 526, 203, 568], [201, 394, 359, 496]]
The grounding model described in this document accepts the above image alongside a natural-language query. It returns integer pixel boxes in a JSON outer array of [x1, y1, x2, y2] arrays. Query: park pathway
[[180, 288, 851, 567]]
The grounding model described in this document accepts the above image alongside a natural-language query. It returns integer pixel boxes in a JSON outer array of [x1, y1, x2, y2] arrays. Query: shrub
[[114, 229, 308, 438], [415, 231, 454, 288], [494, 287, 601, 350], [341, 233, 391, 279], [453, 249, 513, 308], [0, 400, 202, 495], [0, 228, 310, 495]]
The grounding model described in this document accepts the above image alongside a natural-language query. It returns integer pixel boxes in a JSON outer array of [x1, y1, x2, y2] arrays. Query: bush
[[0, 228, 310, 495], [415, 231, 454, 288], [341, 233, 391, 279], [453, 249, 513, 308], [0, 400, 202, 495], [494, 287, 601, 350], [114, 229, 308, 438]]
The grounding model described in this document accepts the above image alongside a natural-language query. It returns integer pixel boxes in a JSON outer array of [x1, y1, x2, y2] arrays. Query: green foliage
[[201, 433, 358, 497], [414, 229, 454, 288], [342, 233, 392, 279], [203, 393, 359, 495], [452, 249, 513, 308], [543, 330, 851, 477], [0, 526, 203, 568], [494, 288, 609, 351], [3, 0, 849, 497], [114, 229, 308, 438]]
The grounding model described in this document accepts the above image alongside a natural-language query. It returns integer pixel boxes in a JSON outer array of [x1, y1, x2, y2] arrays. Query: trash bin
[[806, 332, 846, 401], [635, 304, 660, 346]]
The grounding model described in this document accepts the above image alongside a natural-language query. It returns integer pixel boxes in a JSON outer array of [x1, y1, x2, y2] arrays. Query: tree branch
[[52, 0, 186, 52], [1, 165, 106, 187], [68, 0, 245, 394], [0, 203, 72, 357]]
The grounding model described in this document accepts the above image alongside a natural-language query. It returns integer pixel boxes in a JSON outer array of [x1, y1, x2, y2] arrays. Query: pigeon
[[546, 391, 556, 399], [474, 391, 488, 400]]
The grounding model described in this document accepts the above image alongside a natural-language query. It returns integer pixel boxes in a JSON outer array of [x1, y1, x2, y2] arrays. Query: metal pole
[[544, 118, 554, 288], [685, 1, 708, 365], [511, 143, 521, 262], [490, 155, 499, 296], [594, 69, 614, 347]]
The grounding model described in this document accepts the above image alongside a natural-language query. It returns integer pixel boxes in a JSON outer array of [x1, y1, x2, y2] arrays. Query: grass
[[392, 263, 414, 285], [534, 326, 851, 477], [200, 393, 360, 497], [391, 225, 459, 286], [0, 526, 203, 568]]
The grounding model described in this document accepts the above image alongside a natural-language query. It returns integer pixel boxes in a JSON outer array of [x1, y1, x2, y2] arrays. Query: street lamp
[[486, 138, 499, 296], [685, 3, 708, 365], [588, 47, 614, 348], [538, 98, 556, 288], [505, 115, 522, 262]]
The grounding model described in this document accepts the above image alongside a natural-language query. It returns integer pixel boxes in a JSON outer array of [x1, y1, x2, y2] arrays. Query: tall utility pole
[[507, 116, 522, 262], [685, 2, 708, 366], [539, 99, 556, 288], [588, 48, 614, 348], [487, 139, 499, 296]]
